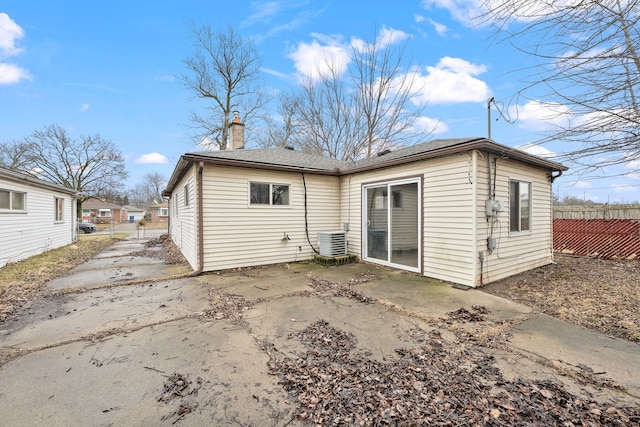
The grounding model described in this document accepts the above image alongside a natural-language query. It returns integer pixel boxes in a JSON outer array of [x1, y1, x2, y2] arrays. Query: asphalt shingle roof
[[186, 148, 351, 172]]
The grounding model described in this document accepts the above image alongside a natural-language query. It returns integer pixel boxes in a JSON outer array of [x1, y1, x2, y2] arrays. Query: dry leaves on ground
[[482, 254, 640, 342], [267, 320, 640, 425]]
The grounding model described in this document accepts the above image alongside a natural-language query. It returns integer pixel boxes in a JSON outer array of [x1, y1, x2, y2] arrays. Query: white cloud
[[422, 0, 555, 26], [414, 14, 426, 23], [135, 152, 169, 164], [0, 13, 24, 58], [411, 116, 449, 134], [288, 27, 410, 82], [517, 142, 556, 158], [421, 0, 482, 25], [428, 18, 449, 36], [79, 103, 90, 112], [0, 62, 31, 84], [243, 1, 283, 25], [409, 56, 490, 104], [511, 100, 571, 131], [0, 14, 31, 85], [288, 34, 351, 81]]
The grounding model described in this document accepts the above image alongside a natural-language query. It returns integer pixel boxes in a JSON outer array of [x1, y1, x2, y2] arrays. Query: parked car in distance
[[78, 222, 97, 234]]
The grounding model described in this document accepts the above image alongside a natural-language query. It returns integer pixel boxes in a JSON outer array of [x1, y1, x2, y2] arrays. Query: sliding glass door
[[363, 178, 420, 272]]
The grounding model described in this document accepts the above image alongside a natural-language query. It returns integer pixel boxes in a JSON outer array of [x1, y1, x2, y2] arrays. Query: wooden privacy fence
[[554, 204, 640, 219], [553, 219, 640, 259]]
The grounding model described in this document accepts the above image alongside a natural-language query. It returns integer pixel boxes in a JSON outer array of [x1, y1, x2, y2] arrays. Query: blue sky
[[1, 1, 639, 203]]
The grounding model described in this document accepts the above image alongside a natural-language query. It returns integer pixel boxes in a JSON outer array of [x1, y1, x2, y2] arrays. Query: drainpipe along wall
[[190, 161, 205, 276]]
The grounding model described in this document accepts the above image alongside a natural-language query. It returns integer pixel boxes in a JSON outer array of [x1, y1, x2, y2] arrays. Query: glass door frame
[[362, 177, 422, 273]]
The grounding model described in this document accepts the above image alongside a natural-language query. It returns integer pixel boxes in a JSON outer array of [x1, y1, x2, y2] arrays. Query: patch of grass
[[0, 238, 117, 321]]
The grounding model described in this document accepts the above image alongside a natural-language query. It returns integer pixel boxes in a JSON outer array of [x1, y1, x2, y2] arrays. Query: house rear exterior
[[1, 167, 78, 268], [164, 136, 566, 288]]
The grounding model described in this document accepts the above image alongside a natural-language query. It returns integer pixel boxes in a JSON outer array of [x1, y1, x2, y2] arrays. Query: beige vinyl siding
[[169, 165, 198, 270], [340, 162, 428, 258], [340, 153, 476, 285], [422, 154, 476, 286], [201, 165, 340, 271], [477, 156, 553, 285], [0, 178, 76, 268]]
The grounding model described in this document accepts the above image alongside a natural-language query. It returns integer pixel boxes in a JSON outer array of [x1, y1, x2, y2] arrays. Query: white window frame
[[158, 207, 169, 217], [249, 181, 291, 207], [509, 180, 531, 232], [98, 209, 112, 217], [55, 197, 64, 222], [184, 184, 190, 207], [0, 189, 26, 212]]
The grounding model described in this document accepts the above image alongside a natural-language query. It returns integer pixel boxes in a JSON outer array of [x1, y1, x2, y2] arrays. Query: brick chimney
[[229, 111, 245, 150]]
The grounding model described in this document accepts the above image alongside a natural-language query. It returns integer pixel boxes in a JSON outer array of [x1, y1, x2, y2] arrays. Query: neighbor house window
[[510, 180, 531, 232], [184, 184, 190, 206], [250, 182, 290, 206], [55, 198, 64, 222], [0, 189, 26, 211], [158, 207, 168, 216], [99, 209, 112, 217]]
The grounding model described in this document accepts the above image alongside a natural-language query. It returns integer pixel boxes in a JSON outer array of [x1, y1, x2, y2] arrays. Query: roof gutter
[[189, 161, 205, 277]]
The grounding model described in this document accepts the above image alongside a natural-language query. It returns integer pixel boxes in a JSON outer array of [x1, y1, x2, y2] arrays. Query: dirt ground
[[482, 254, 640, 342]]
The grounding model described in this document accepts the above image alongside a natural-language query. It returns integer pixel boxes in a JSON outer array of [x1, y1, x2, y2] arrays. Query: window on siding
[[55, 198, 64, 222], [509, 180, 531, 232], [250, 182, 290, 206], [184, 184, 190, 206], [0, 189, 26, 211]]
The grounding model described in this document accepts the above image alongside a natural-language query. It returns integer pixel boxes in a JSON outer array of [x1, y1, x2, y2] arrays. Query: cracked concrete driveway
[[1, 229, 639, 425]]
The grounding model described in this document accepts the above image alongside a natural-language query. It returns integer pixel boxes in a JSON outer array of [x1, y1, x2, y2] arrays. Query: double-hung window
[[250, 182, 290, 206], [509, 180, 531, 232], [0, 189, 26, 211]]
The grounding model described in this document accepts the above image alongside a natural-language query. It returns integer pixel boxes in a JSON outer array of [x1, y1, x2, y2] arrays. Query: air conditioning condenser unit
[[317, 231, 347, 257]]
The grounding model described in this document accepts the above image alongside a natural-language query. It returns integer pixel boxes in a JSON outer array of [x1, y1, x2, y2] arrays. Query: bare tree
[[280, 30, 430, 161], [181, 23, 266, 150], [350, 32, 427, 158], [127, 172, 167, 209], [254, 91, 300, 148], [293, 65, 360, 160], [20, 124, 128, 218], [478, 0, 640, 176], [142, 172, 167, 204], [0, 139, 31, 170]]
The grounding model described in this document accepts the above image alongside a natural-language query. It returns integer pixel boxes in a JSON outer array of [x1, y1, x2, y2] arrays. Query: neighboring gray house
[[0, 167, 78, 268], [163, 122, 566, 288]]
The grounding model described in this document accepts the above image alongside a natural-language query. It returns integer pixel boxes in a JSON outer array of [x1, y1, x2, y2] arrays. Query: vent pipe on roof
[[229, 111, 245, 150], [377, 149, 391, 157]]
